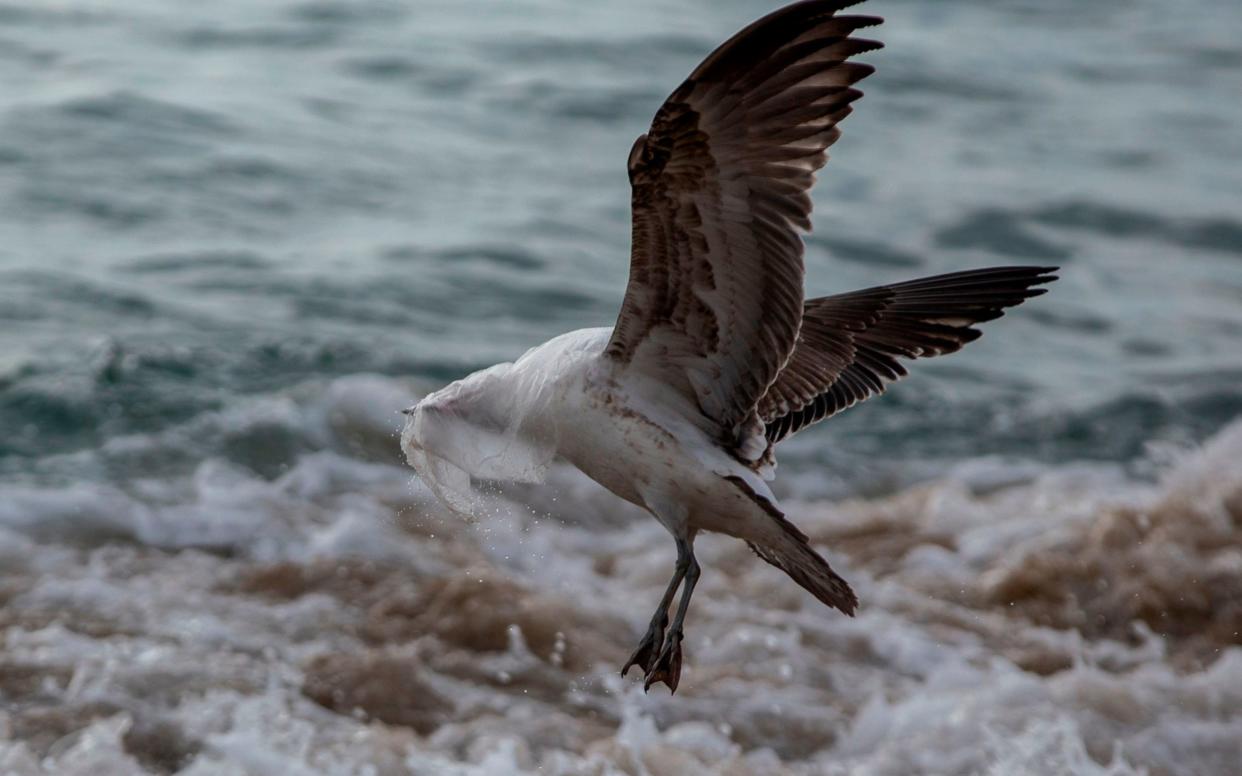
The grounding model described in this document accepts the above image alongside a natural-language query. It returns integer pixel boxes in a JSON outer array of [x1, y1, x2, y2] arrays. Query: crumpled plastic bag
[[401, 357, 560, 519]]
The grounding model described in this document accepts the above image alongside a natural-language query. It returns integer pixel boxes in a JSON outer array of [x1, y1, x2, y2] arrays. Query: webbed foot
[[643, 630, 683, 693], [621, 617, 666, 678]]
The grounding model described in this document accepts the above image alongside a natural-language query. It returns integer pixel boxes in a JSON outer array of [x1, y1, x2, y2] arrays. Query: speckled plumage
[[402, 0, 1056, 692]]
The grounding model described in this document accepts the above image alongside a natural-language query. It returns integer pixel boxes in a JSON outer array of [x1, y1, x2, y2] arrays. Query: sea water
[[1, 0, 1240, 773]]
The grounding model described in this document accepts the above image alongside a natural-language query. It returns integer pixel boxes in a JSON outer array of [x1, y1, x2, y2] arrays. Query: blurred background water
[[1, 1, 1241, 774], [3, 0, 1241, 493]]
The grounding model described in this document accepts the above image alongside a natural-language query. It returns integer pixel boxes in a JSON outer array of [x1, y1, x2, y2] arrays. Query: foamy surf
[[4, 0, 1242, 770], [1, 374, 1238, 774]]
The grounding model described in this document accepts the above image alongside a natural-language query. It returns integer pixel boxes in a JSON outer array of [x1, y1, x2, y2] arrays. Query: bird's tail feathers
[[724, 474, 857, 615], [748, 529, 857, 616]]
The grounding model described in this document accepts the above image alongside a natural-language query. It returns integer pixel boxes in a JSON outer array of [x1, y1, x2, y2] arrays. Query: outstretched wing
[[760, 266, 1059, 443], [604, 1, 882, 442]]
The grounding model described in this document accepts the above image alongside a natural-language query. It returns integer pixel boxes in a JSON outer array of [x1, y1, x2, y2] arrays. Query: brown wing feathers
[[760, 266, 1060, 443], [606, 2, 883, 438]]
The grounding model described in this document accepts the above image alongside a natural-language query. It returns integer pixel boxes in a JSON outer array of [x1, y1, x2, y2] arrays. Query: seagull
[[402, 0, 1056, 693]]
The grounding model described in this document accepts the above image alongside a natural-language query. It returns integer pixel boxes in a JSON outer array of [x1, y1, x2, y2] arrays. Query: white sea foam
[[1, 375, 1239, 774]]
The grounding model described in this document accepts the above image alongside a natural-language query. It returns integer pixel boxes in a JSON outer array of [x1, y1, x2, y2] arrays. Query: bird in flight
[[402, 0, 1056, 693]]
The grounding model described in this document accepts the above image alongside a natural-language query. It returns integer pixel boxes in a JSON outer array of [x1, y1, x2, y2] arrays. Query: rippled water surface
[[1, 0, 1241, 773]]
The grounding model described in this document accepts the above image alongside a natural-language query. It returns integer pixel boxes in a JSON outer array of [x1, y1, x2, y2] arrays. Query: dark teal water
[[2, 3, 1242, 774], [2, 0, 1241, 494]]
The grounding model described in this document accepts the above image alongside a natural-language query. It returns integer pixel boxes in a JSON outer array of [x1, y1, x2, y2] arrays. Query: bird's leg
[[620, 541, 689, 678], [644, 538, 699, 694]]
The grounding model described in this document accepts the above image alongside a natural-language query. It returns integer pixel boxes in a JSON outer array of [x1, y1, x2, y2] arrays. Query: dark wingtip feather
[[760, 263, 1060, 444], [845, 15, 885, 32], [854, 37, 885, 54]]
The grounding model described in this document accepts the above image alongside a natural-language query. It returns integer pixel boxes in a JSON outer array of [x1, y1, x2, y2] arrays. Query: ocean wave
[[934, 208, 1074, 262], [3, 0, 1242, 771], [1, 375, 1239, 773], [4, 362, 1238, 496]]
